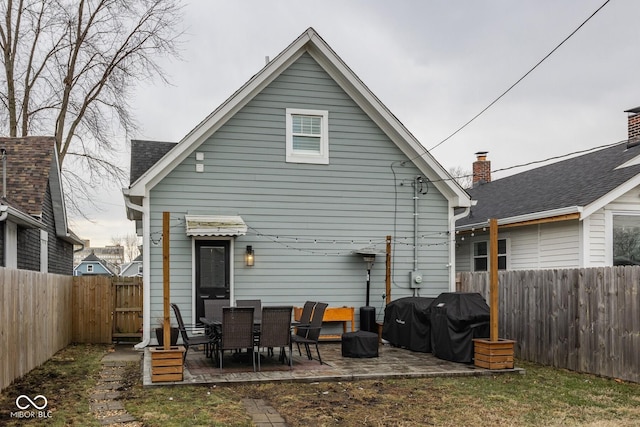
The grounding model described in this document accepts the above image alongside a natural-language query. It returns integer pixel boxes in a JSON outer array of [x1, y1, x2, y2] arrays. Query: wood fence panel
[[457, 266, 640, 383], [0, 268, 72, 392], [112, 278, 143, 339], [72, 276, 113, 344]]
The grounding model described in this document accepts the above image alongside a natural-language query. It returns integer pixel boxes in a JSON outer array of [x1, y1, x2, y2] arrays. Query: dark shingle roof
[[0, 136, 55, 216], [130, 139, 176, 185], [457, 141, 640, 227]]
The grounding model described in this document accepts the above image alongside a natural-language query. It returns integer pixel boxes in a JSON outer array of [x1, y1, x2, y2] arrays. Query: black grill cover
[[382, 297, 435, 352], [430, 292, 490, 363]]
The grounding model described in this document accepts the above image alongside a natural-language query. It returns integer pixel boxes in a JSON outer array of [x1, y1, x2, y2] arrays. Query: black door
[[195, 240, 230, 320]]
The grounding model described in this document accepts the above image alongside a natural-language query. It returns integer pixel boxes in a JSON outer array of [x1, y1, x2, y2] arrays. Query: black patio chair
[[236, 299, 262, 322], [292, 301, 315, 352], [297, 301, 316, 327], [204, 299, 229, 323], [217, 306, 256, 371], [291, 302, 327, 364], [257, 306, 293, 370], [170, 303, 216, 363]]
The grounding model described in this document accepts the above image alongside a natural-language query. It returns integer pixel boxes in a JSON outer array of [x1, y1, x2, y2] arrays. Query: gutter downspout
[[449, 205, 472, 291], [0, 205, 8, 222], [1, 148, 6, 199], [124, 194, 150, 350], [413, 177, 420, 297]]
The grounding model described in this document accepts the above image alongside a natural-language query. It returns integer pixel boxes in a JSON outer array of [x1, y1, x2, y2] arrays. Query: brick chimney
[[625, 107, 640, 146], [472, 151, 491, 186]]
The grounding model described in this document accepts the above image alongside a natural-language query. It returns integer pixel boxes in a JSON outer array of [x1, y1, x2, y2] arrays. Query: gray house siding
[[147, 53, 451, 326], [17, 227, 40, 271], [15, 182, 74, 274], [43, 181, 74, 275]]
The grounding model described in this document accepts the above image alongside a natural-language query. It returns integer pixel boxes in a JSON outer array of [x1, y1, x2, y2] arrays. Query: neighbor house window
[[613, 214, 640, 265], [286, 108, 329, 164], [473, 239, 507, 271], [87, 264, 94, 273]]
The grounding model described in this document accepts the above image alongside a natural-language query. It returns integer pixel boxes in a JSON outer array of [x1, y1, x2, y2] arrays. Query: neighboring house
[[73, 251, 117, 276], [123, 28, 471, 347], [120, 254, 143, 277], [0, 136, 82, 274], [73, 240, 125, 270], [455, 108, 640, 272]]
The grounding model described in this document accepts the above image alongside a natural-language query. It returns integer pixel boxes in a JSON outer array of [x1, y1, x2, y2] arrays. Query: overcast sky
[[69, 0, 640, 247]]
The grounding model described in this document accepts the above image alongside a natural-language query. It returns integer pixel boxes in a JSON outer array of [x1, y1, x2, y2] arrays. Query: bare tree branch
[[0, 0, 183, 217]]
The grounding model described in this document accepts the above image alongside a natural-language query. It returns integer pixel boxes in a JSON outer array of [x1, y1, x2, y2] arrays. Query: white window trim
[[285, 108, 329, 164], [87, 264, 94, 273], [608, 210, 640, 265], [472, 238, 509, 272]]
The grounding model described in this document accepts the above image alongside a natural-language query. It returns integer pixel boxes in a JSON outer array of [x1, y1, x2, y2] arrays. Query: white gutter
[[133, 193, 151, 350], [449, 205, 471, 291], [457, 206, 583, 231], [0, 205, 8, 222]]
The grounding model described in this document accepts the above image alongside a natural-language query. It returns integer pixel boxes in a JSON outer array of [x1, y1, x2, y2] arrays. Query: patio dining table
[[200, 315, 299, 366]]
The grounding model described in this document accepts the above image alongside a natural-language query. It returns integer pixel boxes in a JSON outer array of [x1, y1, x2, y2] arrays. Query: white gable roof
[[127, 28, 471, 208]]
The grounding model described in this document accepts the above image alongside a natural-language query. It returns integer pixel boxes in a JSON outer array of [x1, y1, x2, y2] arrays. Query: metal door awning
[[185, 215, 247, 236]]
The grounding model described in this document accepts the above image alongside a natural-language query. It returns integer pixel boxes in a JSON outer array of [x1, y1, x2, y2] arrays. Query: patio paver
[[143, 341, 524, 387]]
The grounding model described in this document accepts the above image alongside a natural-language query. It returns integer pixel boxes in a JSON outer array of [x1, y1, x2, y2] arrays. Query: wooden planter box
[[473, 338, 515, 370], [150, 346, 186, 382]]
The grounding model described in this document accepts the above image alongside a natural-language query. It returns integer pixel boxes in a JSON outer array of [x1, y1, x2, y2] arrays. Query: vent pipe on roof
[[1, 148, 6, 199]]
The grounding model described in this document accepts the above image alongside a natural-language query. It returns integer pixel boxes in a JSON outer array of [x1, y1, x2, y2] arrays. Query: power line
[[443, 140, 624, 185], [427, 0, 612, 152]]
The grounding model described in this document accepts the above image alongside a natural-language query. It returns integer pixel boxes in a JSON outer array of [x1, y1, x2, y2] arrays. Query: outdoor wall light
[[245, 245, 255, 267]]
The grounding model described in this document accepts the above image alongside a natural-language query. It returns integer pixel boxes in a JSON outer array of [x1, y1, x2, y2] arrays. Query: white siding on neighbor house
[[147, 53, 452, 327], [538, 221, 580, 268], [508, 227, 539, 270], [584, 210, 606, 266], [455, 220, 581, 272]]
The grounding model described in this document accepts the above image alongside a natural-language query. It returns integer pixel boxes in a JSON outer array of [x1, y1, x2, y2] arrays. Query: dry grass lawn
[[1, 344, 639, 426]]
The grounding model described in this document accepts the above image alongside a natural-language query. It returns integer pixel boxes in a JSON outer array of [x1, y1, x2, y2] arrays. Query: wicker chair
[[257, 306, 293, 370], [297, 301, 316, 327], [204, 299, 229, 323], [291, 302, 327, 364], [217, 306, 256, 371], [236, 299, 262, 322], [170, 303, 216, 362]]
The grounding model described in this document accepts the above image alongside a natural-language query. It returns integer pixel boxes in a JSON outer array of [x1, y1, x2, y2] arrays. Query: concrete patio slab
[[142, 342, 524, 387]]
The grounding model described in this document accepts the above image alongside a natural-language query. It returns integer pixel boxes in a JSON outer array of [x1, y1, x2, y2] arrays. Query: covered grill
[[429, 292, 490, 363], [382, 297, 435, 352]]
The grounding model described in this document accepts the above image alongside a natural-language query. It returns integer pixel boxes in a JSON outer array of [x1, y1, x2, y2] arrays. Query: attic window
[[286, 108, 329, 164], [87, 264, 94, 273]]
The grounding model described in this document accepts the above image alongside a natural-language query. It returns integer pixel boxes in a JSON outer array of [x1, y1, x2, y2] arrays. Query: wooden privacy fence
[[457, 266, 640, 383], [1, 268, 73, 391], [72, 276, 143, 344]]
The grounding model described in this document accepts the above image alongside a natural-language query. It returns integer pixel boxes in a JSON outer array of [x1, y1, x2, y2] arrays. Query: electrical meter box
[[410, 270, 423, 288]]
